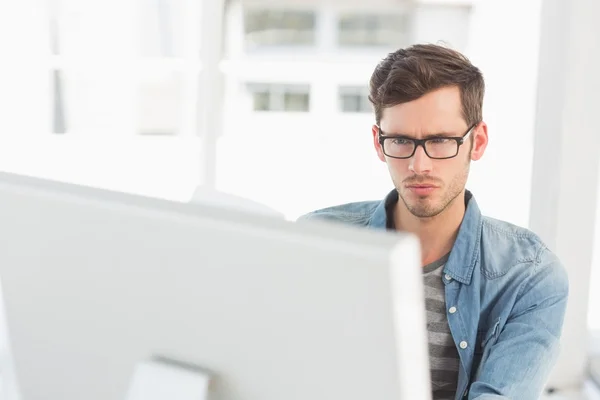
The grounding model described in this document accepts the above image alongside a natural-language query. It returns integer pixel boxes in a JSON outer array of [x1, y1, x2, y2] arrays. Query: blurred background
[[0, 0, 599, 395]]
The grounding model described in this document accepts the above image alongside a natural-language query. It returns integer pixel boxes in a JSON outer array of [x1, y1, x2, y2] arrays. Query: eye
[[429, 138, 452, 144], [391, 138, 412, 145]]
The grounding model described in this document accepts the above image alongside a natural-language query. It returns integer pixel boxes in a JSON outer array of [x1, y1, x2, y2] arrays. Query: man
[[298, 44, 568, 400]]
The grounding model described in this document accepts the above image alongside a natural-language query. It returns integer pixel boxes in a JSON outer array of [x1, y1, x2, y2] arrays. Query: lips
[[408, 184, 436, 189], [406, 184, 438, 195]]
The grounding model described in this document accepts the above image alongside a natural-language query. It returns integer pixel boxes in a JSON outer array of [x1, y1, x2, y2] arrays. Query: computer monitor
[[0, 172, 431, 400]]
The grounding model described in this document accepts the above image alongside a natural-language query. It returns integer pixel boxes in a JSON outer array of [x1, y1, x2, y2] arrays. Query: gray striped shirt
[[383, 197, 460, 398], [423, 254, 460, 400]]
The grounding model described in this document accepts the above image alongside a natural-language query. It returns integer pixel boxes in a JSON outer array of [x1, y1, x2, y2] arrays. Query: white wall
[[413, 3, 471, 51], [464, 0, 543, 228], [0, 137, 201, 202], [529, 0, 600, 388], [0, 0, 50, 138], [591, 191, 600, 331]]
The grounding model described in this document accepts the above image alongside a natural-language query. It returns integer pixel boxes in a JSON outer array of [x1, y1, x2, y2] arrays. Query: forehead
[[380, 86, 465, 134]]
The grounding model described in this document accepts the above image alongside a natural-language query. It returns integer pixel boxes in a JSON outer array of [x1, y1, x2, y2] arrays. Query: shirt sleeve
[[468, 247, 569, 400]]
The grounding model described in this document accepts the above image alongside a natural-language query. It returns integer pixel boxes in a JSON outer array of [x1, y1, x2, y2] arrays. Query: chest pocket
[[471, 318, 501, 383]]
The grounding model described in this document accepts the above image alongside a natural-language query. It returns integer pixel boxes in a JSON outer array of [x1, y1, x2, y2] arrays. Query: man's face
[[372, 86, 488, 218]]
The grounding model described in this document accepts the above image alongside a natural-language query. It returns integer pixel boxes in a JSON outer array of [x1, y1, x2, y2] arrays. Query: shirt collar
[[444, 191, 481, 285], [368, 189, 482, 285], [367, 189, 397, 230]]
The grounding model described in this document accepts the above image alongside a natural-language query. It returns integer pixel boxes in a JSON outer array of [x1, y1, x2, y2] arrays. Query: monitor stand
[[125, 356, 210, 400]]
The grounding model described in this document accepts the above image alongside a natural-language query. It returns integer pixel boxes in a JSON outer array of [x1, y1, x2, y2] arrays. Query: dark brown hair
[[369, 43, 485, 126]]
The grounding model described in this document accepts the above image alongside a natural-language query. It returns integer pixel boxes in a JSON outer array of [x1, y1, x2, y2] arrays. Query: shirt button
[[444, 274, 452, 282], [449, 306, 457, 314], [459, 341, 468, 349]]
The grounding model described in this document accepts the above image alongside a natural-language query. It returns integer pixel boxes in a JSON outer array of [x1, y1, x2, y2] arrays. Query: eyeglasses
[[377, 123, 479, 160]]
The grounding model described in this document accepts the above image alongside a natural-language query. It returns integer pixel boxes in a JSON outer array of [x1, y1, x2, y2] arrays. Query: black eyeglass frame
[[377, 123, 479, 160]]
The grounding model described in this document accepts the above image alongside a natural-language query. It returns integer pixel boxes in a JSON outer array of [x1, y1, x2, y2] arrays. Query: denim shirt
[[298, 190, 569, 400]]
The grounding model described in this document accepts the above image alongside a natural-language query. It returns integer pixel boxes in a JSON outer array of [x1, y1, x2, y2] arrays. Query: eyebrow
[[379, 129, 459, 138]]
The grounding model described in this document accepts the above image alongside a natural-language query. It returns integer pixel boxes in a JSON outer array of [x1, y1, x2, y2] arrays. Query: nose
[[409, 145, 433, 175]]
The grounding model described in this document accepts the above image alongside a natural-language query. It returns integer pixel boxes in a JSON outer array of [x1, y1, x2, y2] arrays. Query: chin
[[409, 207, 443, 219], [405, 198, 445, 218]]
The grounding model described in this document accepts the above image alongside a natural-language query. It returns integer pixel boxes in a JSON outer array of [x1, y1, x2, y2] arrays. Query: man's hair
[[368, 43, 485, 127]]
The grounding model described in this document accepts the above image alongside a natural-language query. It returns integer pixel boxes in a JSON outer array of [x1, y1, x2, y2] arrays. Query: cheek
[[447, 159, 471, 184], [386, 159, 409, 176], [463, 141, 475, 160], [434, 159, 468, 182], [448, 146, 472, 170]]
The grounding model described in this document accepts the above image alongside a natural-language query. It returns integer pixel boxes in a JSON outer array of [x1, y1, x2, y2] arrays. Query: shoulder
[[481, 216, 546, 262], [297, 200, 380, 227], [479, 217, 567, 289]]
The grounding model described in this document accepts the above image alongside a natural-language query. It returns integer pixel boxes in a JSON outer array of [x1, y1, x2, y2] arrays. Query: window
[[47, 0, 200, 136], [412, 4, 471, 53], [137, 72, 183, 135], [51, 69, 67, 134], [51, 71, 136, 135], [244, 9, 316, 49], [247, 83, 310, 112], [139, 0, 188, 57], [49, 0, 60, 55], [338, 14, 410, 48], [339, 86, 371, 113]]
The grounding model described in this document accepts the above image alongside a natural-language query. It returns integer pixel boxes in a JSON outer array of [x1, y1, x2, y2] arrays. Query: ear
[[372, 125, 386, 162], [470, 122, 488, 161]]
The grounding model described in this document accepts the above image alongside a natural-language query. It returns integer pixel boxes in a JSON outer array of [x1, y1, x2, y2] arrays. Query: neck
[[395, 191, 466, 266]]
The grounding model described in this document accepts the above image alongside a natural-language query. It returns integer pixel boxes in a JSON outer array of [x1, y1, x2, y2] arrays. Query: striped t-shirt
[[383, 195, 460, 398], [423, 254, 460, 399]]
